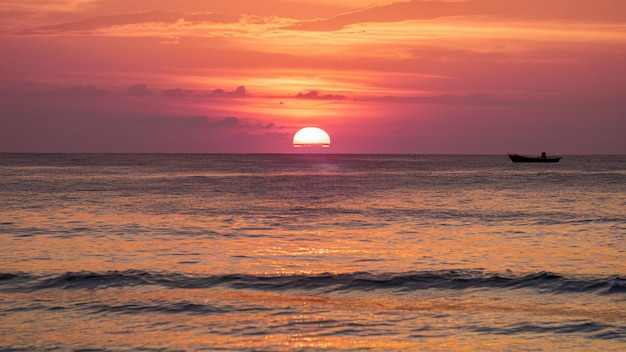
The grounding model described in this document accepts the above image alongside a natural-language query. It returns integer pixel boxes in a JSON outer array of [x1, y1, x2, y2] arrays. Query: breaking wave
[[2, 270, 624, 295]]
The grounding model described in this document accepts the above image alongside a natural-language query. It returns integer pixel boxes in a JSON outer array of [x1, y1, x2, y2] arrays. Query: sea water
[[0, 154, 624, 351]]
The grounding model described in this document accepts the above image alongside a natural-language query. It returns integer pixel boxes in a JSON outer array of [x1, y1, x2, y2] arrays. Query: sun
[[293, 127, 331, 148]]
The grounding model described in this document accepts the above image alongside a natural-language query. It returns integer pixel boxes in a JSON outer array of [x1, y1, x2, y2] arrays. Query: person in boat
[[540, 152, 547, 159]]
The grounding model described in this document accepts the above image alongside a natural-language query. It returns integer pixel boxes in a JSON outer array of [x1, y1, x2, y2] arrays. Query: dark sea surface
[[1, 154, 625, 351]]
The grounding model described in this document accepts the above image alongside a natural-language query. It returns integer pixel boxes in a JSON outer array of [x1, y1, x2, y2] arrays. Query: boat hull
[[508, 153, 561, 163]]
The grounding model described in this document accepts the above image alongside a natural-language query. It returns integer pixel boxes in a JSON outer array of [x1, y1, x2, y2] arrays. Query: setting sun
[[293, 127, 331, 148]]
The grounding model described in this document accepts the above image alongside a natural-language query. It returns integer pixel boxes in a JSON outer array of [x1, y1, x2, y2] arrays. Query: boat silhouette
[[508, 152, 561, 163]]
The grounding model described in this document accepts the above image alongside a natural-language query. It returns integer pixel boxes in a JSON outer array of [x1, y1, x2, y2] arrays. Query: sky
[[1, 0, 625, 154]]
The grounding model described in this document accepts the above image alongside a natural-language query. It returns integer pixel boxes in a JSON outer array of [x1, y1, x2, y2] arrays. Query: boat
[[508, 152, 561, 163]]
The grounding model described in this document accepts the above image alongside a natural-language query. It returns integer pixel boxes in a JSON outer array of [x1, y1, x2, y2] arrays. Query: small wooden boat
[[508, 153, 561, 163]]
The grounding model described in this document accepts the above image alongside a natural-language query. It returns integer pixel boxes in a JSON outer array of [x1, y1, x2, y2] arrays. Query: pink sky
[[1, 0, 625, 153]]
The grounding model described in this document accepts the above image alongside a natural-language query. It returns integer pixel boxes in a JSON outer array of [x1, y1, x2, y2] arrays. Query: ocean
[[1, 154, 624, 351]]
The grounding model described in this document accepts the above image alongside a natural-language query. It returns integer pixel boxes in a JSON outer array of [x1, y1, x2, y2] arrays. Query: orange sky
[[1, 0, 625, 153]]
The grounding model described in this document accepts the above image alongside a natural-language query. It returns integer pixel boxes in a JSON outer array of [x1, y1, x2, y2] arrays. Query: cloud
[[126, 83, 151, 96], [181, 116, 240, 128], [162, 88, 196, 97], [286, 0, 626, 31], [286, 1, 460, 31], [3, 84, 250, 100], [296, 90, 346, 100], [43, 85, 110, 98], [212, 116, 240, 127], [23, 11, 240, 35], [209, 85, 247, 98], [78, 0, 348, 21], [368, 93, 492, 106], [289, 90, 492, 106], [25, 11, 180, 34], [0, 88, 288, 153], [146, 115, 282, 131], [162, 86, 248, 98], [178, 116, 284, 131]]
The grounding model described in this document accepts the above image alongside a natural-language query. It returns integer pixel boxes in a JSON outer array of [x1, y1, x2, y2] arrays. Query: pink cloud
[[287, 0, 626, 31], [296, 90, 346, 100]]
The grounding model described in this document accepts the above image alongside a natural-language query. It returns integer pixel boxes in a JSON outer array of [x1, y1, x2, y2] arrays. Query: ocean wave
[[1, 270, 624, 296], [467, 321, 626, 340], [88, 301, 269, 315]]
